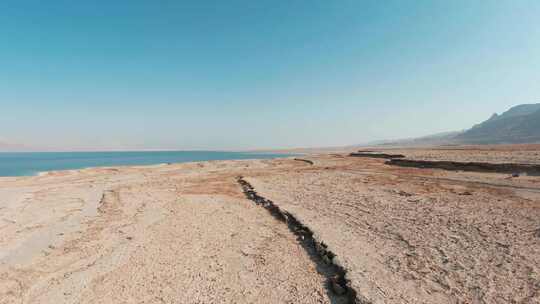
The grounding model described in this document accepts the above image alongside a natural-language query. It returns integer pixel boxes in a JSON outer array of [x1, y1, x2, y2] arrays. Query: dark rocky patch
[[237, 177, 360, 304], [349, 152, 405, 159], [386, 159, 540, 176], [294, 158, 314, 165]]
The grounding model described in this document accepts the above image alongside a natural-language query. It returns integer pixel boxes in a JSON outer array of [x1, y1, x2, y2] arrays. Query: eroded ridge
[[237, 176, 359, 304]]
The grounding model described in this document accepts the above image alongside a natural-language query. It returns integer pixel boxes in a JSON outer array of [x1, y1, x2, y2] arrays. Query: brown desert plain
[[1, 145, 540, 304]]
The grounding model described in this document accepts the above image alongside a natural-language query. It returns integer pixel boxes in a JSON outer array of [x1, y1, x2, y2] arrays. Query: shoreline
[[18, 158, 291, 178], [0, 151, 297, 178]]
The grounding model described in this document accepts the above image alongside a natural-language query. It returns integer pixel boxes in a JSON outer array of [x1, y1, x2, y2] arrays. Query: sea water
[[0, 151, 288, 177]]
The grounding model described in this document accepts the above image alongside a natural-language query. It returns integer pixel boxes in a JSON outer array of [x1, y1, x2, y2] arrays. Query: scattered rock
[[322, 255, 332, 264], [397, 190, 413, 197], [407, 198, 421, 203], [330, 278, 347, 295]]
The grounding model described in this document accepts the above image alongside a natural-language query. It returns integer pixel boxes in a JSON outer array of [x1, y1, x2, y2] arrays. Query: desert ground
[[1, 146, 540, 303]]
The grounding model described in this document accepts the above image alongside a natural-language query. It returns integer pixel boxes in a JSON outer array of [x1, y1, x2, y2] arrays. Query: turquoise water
[[0, 151, 289, 177]]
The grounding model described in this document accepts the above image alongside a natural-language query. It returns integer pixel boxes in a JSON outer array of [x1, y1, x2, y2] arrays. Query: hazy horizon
[[2, 1, 540, 150]]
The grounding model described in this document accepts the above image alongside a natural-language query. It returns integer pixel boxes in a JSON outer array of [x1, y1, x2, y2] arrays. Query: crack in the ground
[[386, 159, 540, 176], [237, 176, 361, 304], [294, 158, 314, 165], [349, 152, 405, 159]]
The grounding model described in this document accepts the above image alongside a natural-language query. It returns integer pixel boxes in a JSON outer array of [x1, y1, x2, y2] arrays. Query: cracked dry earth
[[1, 153, 540, 304]]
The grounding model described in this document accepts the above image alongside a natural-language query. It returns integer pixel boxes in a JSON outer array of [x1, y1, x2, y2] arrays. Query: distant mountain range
[[3, 104, 540, 153], [368, 131, 464, 147], [369, 103, 540, 147], [454, 103, 540, 144]]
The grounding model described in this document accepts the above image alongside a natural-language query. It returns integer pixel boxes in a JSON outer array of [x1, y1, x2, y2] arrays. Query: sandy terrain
[[0, 161, 332, 304], [1, 147, 540, 303]]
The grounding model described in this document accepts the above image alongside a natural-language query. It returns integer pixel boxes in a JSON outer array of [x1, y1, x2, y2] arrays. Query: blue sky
[[1, 1, 539, 150]]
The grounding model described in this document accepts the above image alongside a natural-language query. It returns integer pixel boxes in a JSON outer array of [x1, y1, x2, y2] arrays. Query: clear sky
[[1, 1, 540, 150]]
